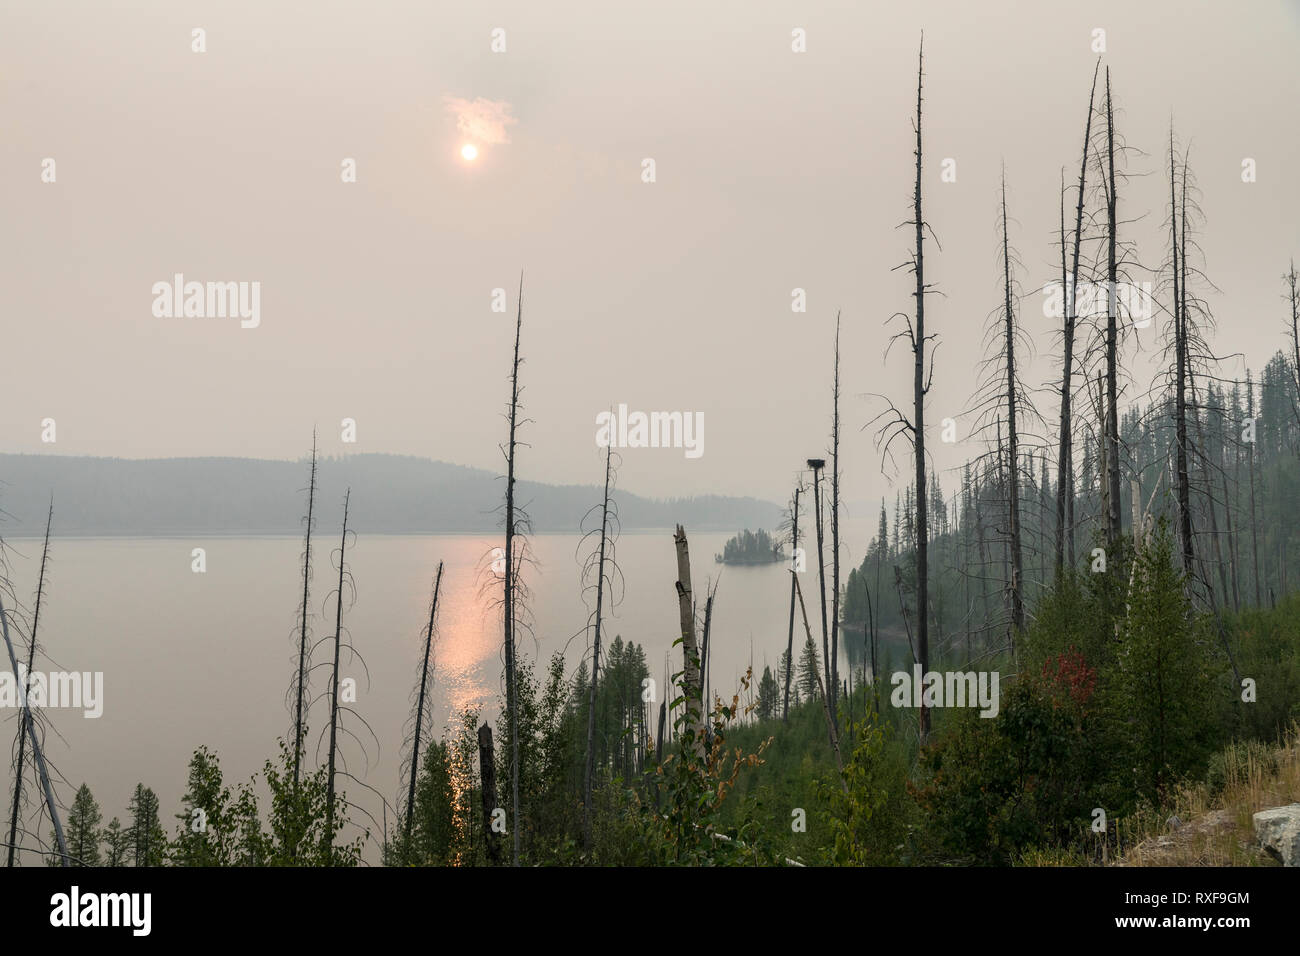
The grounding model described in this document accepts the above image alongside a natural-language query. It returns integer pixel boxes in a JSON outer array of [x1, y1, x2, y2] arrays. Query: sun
[[461, 143, 478, 161]]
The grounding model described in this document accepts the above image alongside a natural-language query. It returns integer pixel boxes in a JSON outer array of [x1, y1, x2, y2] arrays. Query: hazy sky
[[4, 0, 1298, 515]]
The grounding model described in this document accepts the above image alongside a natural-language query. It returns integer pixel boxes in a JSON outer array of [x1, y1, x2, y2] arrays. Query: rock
[[1252, 804, 1300, 866]]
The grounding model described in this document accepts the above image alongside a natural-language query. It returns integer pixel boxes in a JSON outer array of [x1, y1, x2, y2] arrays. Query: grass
[[1113, 721, 1300, 867]]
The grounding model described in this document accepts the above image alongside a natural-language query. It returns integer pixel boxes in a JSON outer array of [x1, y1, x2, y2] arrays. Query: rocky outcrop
[[1253, 804, 1300, 866]]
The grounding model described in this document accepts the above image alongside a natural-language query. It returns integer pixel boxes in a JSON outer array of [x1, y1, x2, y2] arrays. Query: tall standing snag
[[1000, 173, 1025, 639], [1102, 67, 1123, 547], [501, 273, 525, 867], [1170, 132, 1195, 581], [323, 488, 351, 863], [793, 574, 847, 790], [829, 312, 843, 725], [1286, 260, 1300, 428], [782, 481, 802, 723], [807, 458, 830, 703], [1055, 62, 1099, 576], [871, 38, 937, 739], [672, 525, 705, 760], [582, 441, 615, 850], [910, 40, 932, 740], [0, 590, 66, 865], [6, 500, 53, 867], [402, 560, 443, 860], [293, 429, 317, 791], [477, 723, 501, 864]]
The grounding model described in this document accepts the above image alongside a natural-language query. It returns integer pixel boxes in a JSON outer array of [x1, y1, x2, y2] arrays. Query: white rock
[[1253, 804, 1300, 866]]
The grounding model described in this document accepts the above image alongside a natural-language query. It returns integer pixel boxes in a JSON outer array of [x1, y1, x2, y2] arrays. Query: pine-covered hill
[[0, 452, 782, 536]]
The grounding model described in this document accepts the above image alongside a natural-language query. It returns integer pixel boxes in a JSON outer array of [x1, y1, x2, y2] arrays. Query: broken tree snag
[[793, 573, 847, 790], [0, 593, 67, 865], [910, 38, 931, 743], [478, 722, 501, 864], [673, 524, 705, 759], [783, 484, 801, 723]]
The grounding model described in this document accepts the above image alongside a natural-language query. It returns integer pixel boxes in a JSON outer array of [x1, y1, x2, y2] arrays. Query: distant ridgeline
[[0, 453, 782, 537], [715, 528, 783, 565]]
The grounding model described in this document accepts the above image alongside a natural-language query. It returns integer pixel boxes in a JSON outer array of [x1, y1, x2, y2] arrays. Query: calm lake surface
[[2, 530, 856, 863]]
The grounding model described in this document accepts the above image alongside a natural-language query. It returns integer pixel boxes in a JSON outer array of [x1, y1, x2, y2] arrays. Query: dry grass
[[1114, 722, 1300, 867]]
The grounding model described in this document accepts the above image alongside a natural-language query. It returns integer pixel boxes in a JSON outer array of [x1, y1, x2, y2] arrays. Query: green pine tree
[[103, 817, 130, 866], [1110, 522, 1225, 803], [756, 665, 780, 721], [62, 783, 102, 866], [798, 636, 822, 700], [128, 783, 168, 866]]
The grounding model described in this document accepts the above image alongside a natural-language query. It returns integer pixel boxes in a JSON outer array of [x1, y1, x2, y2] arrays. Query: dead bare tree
[[870, 36, 939, 740], [807, 457, 830, 698], [581, 441, 622, 850], [1055, 62, 1100, 576], [1000, 172, 1025, 638], [306, 488, 383, 863], [501, 273, 526, 866], [1168, 130, 1196, 581], [829, 311, 843, 726], [1285, 260, 1300, 431], [1100, 68, 1123, 547], [323, 488, 351, 861], [672, 525, 705, 759], [6, 500, 53, 867], [400, 560, 443, 862], [0, 571, 66, 865], [963, 172, 1041, 655], [699, 579, 718, 714], [909, 39, 932, 742], [793, 574, 846, 789], [781, 479, 803, 723], [477, 723, 501, 864], [292, 429, 317, 791]]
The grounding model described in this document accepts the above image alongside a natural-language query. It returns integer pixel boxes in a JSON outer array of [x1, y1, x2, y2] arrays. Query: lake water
[[1, 530, 853, 863]]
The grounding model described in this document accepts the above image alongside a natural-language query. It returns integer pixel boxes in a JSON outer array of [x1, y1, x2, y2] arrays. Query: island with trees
[[715, 528, 784, 565]]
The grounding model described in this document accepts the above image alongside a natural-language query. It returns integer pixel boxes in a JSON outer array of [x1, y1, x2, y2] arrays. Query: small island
[[715, 528, 784, 565]]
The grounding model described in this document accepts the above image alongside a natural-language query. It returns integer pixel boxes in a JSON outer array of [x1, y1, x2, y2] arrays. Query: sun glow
[[461, 143, 478, 161]]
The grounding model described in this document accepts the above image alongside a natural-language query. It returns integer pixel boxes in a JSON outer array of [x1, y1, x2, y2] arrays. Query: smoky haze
[[3, 0, 1297, 518]]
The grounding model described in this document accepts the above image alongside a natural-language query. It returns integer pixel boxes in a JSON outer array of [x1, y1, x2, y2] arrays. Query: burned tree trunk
[[1288, 261, 1300, 432], [477, 723, 501, 865], [863, 562, 878, 715], [911, 39, 932, 741], [871, 36, 937, 739], [1170, 134, 1195, 580], [700, 583, 716, 714], [7, 500, 52, 867], [583, 442, 614, 850], [808, 458, 830, 698], [403, 560, 443, 858], [1000, 174, 1025, 639], [1102, 68, 1123, 548], [0, 589, 66, 865], [1192, 383, 1230, 609], [324, 488, 351, 862], [1055, 62, 1099, 576], [794, 574, 846, 788], [655, 701, 666, 759], [293, 429, 317, 791], [830, 313, 842, 726], [1221, 413, 1242, 612], [782, 483, 801, 723], [673, 525, 705, 760], [1247, 371, 1261, 606], [503, 274, 525, 866]]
